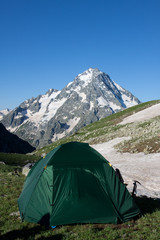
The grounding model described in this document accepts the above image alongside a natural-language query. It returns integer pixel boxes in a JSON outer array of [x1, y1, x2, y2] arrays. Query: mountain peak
[[86, 67, 100, 73], [76, 68, 102, 84], [80, 67, 101, 75], [45, 88, 59, 97]]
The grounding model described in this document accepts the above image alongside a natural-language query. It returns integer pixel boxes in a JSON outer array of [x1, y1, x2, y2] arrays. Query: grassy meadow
[[0, 161, 160, 239]]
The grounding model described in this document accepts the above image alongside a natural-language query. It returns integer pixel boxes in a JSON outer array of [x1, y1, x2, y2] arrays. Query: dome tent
[[18, 142, 140, 226]]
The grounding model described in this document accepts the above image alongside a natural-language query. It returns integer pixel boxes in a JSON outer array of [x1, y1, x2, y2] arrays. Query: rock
[[22, 163, 34, 176], [41, 153, 46, 158], [0, 161, 5, 165], [10, 211, 20, 216]]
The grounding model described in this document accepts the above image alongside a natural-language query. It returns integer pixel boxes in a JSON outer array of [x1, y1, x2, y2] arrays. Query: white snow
[[121, 94, 138, 108], [67, 82, 72, 87], [52, 132, 66, 141], [7, 90, 65, 130], [52, 117, 80, 141], [113, 81, 124, 92], [44, 98, 67, 121], [0, 109, 10, 120], [0, 109, 10, 115], [112, 81, 139, 108], [0, 115, 4, 120], [31, 90, 63, 123], [97, 96, 108, 107], [78, 69, 95, 87], [90, 101, 94, 110], [74, 86, 81, 92], [66, 117, 80, 132], [120, 103, 160, 125], [109, 102, 122, 111], [39, 90, 60, 110], [7, 125, 19, 132], [66, 90, 71, 94], [14, 114, 23, 120], [91, 137, 160, 198], [97, 97, 121, 111], [78, 92, 86, 102]]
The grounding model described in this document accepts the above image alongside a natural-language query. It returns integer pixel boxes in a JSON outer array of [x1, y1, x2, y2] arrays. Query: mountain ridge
[[1, 68, 140, 148]]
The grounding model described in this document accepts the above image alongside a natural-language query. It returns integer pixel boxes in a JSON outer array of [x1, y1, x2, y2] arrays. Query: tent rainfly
[[18, 142, 141, 226]]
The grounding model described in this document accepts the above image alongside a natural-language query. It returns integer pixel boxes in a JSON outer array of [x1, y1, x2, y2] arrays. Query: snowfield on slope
[[120, 103, 160, 125], [91, 137, 160, 198]]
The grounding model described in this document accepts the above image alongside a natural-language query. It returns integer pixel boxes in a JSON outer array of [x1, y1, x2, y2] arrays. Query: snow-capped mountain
[[1, 68, 140, 148]]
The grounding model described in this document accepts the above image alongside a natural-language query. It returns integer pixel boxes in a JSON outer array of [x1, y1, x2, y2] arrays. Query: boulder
[[22, 163, 34, 176]]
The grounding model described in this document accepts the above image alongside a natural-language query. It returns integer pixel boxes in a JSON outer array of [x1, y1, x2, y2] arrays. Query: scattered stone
[[10, 211, 20, 216], [0, 161, 5, 165], [41, 153, 46, 158], [22, 163, 35, 176]]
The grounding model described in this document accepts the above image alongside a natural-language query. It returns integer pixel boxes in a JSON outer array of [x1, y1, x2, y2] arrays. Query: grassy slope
[[1, 100, 160, 239], [0, 153, 40, 166]]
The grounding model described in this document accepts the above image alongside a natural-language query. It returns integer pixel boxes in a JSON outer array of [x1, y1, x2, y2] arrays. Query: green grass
[[0, 163, 160, 240], [0, 153, 40, 166]]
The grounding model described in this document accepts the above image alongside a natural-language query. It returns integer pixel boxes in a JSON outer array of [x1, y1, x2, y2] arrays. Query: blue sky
[[0, 0, 160, 110]]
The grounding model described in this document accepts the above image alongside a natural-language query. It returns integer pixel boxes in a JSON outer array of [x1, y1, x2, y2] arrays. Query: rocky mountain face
[[0, 109, 10, 121], [1, 68, 140, 148], [0, 123, 35, 154]]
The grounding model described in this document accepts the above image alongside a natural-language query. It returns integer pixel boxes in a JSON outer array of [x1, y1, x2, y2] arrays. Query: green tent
[[18, 142, 140, 226]]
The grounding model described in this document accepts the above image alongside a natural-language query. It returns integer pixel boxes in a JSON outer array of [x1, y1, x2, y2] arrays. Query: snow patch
[[67, 82, 72, 87], [120, 103, 160, 125], [79, 92, 86, 102], [52, 117, 80, 142], [91, 137, 160, 198], [90, 101, 94, 110], [74, 85, 81, 92], [109, 102, 122, 111], [121, 94, 138, 108], [52, 132, 66, 142], [113, 81, 124, 92], [41, 97, 67, 123], [0, 109, 10, 120], [97, 96, 108, 107], [66, 117, 80, 132], [12, 91, 65, 128], [77, 68, 97, 87]]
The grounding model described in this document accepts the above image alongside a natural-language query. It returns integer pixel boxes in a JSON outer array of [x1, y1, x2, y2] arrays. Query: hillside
[[0, 123, 35, 154]]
